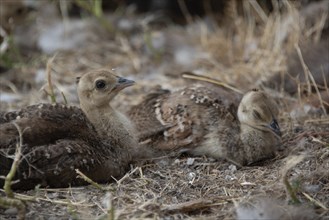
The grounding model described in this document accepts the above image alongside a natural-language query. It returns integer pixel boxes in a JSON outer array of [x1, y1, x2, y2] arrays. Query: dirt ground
[[0, 0, 328, 219]]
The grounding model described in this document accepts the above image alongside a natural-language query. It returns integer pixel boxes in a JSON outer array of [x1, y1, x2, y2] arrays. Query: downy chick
[[129, 86, 281, 166], [0, 69, 136, 189]]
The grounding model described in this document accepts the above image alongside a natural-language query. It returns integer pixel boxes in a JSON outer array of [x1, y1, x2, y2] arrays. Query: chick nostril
[[118, 78, 127, 83], [117, 77, 135, 86], [270, 119, 279, 130]]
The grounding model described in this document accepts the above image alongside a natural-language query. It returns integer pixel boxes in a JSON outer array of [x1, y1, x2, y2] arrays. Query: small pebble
[[229, 164, 237, 172], [188, 172, 196, 181], [303, 184, 321, 193], [4, 208, 18, 215], [186, 157, 195, 165], [225, 175, 237, 181]]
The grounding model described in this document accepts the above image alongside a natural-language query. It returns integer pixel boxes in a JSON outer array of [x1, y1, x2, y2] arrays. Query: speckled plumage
[[0, 69, 135, 190], [129, 85, 281, 166]]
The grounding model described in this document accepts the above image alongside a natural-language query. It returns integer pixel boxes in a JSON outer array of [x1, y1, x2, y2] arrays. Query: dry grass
[[0, 0, 328, 219]]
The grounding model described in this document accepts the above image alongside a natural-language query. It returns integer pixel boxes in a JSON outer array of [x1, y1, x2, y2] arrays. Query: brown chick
[[129, 86, 281, 166], [0, 69, 136, 190]]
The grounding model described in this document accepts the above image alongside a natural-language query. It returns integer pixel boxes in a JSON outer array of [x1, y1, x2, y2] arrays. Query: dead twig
[[0, 189, 95, 208], [1, 123, 26, 219], [181, 72, 244, 94], [75, 169, 111, 191], [0, 196, 25, 220], [302, 192, 328, 211], [4, 123, 22, 198], [46, 55, 57, 104], [161, 197, 231, 214], [281, 155, 305, 204], [61, 91, 68, 105], [115, 167, 142, 186], [177, 0, 193, 24], [295, 44, 327, 115], [249, 0, 268, 24]]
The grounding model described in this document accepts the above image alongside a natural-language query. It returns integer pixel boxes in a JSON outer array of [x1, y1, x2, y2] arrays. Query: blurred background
[[0, 0, 328, 113]]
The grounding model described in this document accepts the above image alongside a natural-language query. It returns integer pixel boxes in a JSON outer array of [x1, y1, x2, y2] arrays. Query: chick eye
[[95, 80, 106, 89]]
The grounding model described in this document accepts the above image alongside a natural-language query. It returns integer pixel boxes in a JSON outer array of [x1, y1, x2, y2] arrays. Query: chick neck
[[239, 123, 278, 165], [81, 101, 120, 134]]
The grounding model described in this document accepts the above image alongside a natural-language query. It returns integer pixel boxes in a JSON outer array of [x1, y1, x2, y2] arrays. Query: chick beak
[[114, 77, 135, 92], [269, 119, 281, 137]]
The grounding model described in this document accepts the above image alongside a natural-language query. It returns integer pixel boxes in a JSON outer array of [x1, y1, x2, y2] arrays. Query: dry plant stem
[[108, 206, 115, 220], [295, 44, 312, 96], [119, 37, 141, 72], [74, 0, 103, 17], [305, 119, 329, 124], [143, 30, 163, 61], [61, 91, 68, 105], [308, 71, 327, 114], [4, 123, 23, 198], [161, 198, 231, 214], [310, 136, 329, 147], [58, 0, 69, 34], [116, 167, 142, 186], [0, 79, 19, 94], [0, 190, 94, 207], [181, 72, 244, 94], [323, 71, 329, 95], [283, 176, 300, 204], [75, 169, 109, 191], [314, 12, 327, 42], [203, 0, 215, 20], [74, 0, 114, 34], [0, 123, 26, 219], [177, 0, 193, 24], [249, 0, 268, 23], [95, 193, 115, 220], [108, 194, 115, 220], [46, 55, 57, 104], [0, 197, 26, 220], [295, 44, 327, 114], [302, 192, 328, 211], [281, 155, 305, 204]]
